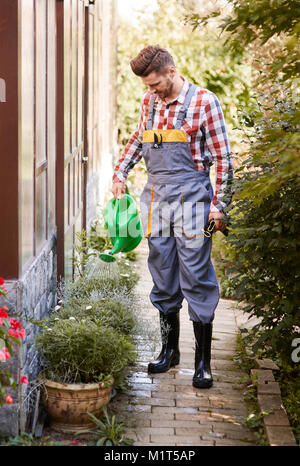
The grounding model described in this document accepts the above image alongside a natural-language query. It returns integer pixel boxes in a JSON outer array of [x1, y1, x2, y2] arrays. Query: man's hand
[[111, 181, 126, 200], [208, 212, 227, 233]]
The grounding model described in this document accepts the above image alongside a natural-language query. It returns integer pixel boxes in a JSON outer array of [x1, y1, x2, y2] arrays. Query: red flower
[[20, 376, 29, 385], [8, 328, 26, 339], [0, 308, 8, 319], [8, 318, 22, 330], [5, 394, 13, 404], [0, 278, 4, 285], [72, 440, 78, 445], [0, 347, 11, 361], [18, 329, 26, 339]]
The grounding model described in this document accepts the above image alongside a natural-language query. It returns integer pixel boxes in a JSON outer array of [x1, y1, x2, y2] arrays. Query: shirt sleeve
[[201, 92, 234, 214], [112, 94, 147, 183]]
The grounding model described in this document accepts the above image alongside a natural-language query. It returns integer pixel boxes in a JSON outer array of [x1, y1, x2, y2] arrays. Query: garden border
[[251, 358, 297, 446]]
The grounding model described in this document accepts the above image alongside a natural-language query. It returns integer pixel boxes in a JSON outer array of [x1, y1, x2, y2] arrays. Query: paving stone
[[125, 389, 152, 398], [176, 398, 211, 408], [257, 382, 281, 395], [175, 385, 202, 395], [220, 428, 255, 442], [152, 406, 199, 415], [210, 421, 246, 431], [128, 382, 175, 392], [214, 438, 255, 446], [204, 408, 247, 422], [176, 440, 214, 446], [130, 412, 175, 421], [257, 394, 283, 411], [263, 409, 291, 427], [265, 425, 297, 446], [131, 397, 175, 407], [128, 419, 151, 427], [211, 360, 237, 370], [250, 369, 275, 383], [135, 427, 175, 435], [152, 391, 196, 400], [123, 404, 152, 413], [151, 419, 202, 428], [150, 435, 202, 444], [254, 358, 279, 371], [175, 412, 214, 423], [175, 426, 213, 436]]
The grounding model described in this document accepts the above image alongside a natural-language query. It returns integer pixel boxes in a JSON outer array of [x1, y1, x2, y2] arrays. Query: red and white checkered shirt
[[113, 77, 233, 213]]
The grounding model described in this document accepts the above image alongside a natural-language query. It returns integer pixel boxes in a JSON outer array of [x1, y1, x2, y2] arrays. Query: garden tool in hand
[[99, 193, 143, 263]]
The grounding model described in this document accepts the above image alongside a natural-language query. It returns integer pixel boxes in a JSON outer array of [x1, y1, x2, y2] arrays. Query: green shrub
[[226, 87, 300, 361], [36, 319, 137, 384], [52, 298, 137, 337]]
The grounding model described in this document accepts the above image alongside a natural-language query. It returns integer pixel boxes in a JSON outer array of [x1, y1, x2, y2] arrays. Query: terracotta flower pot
[[40, 378, 114, 433]]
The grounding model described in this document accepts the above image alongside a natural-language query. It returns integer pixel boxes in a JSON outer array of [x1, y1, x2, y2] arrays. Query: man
[[112, 45, 233, 389]]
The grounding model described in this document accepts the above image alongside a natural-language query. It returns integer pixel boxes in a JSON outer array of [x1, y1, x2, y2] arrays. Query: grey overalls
[[140, 84, 219, 324]]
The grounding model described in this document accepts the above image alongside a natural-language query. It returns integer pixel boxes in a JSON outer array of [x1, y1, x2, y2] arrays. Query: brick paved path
[[110, 239, 257, 446]]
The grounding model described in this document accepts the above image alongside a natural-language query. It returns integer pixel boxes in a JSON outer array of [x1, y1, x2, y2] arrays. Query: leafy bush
[[188, 0, 300, 364], [117, 0, 252, 159], [36, 319, 136, 385], [49, 298, 137, 337], [226, 88, 300, 361]]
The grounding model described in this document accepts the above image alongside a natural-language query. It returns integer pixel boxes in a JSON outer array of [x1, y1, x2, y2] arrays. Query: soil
[[41, 424, 94, 446]]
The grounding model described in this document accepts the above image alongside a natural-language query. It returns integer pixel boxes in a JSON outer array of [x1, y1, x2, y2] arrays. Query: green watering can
[[99, 193, 143, 263]]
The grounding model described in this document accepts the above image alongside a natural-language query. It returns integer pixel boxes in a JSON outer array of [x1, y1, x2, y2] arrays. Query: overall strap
[[175, 83, 197, 129], [146, 93, 157, 130]]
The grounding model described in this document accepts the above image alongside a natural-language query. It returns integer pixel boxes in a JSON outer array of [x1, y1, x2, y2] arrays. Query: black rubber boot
[[148, 312, 180, 374], [192, 321, 213, 389]]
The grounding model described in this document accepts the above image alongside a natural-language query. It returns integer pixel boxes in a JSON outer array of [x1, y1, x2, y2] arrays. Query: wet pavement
[[110, 239, 257, 446]]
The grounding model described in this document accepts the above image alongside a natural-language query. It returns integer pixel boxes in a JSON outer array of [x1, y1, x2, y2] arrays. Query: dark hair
[[130, 45, 175, 77]]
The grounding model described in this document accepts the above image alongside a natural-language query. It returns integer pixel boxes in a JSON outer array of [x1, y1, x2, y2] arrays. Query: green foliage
[[117, 0, 253, 158], [275, 360, 300, 443], [88, 221, 113, 254], [186, 0, 300, 82], [211, 232, 239, 299], [246, 411, 269, 446], [235, 331, 270, 445], [1, 432, 63, 446], [234, 331, 255, 374], [187, 0, 300, 367], [36, 319, 136, 385], [76, 406, 134, 446], [50, 298, 137, 337], [34, 240, 141, 386], [72, 229, 98, 278], [226, 86, 300, 361]]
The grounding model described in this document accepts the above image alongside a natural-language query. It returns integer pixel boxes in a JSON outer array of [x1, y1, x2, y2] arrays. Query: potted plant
[[33, 269, 138, 433], [32, 232, 141, 433]]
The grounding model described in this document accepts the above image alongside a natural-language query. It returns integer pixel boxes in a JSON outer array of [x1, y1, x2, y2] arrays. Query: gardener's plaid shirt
[[113, 77, 233, 213]]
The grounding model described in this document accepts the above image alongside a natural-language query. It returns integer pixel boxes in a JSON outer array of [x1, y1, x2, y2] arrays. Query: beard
[[158, 78, 174, 99]]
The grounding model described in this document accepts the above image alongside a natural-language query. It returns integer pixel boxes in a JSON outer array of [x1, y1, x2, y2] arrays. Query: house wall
[[0, 0, 117, 436]]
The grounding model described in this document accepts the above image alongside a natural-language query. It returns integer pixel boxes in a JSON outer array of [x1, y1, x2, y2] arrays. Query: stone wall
[[0, 232, 57, 436]]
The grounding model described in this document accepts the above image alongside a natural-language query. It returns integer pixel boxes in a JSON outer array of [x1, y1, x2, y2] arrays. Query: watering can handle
[[114, 198, 120, 234]]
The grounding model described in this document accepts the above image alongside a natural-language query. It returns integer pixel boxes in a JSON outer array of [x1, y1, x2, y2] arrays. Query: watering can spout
[[109, 238, 123, 256], [99, 193, 143, 263]]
